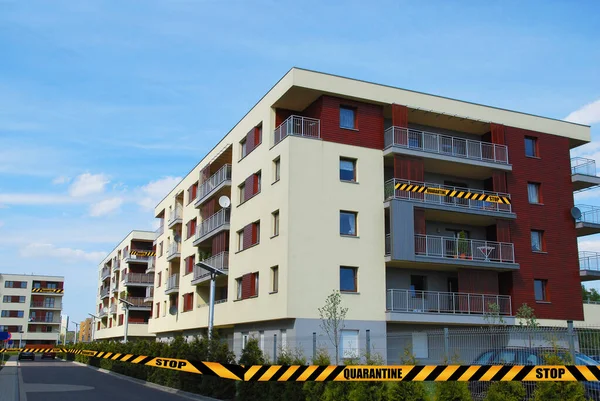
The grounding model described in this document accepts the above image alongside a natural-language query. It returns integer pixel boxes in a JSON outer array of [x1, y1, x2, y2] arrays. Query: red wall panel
[[241, 273, 252, 300], [211, 231, 229, 254], [504, 125, 583, 320], [392, 104, 409, 128], [245, 128, 255, 155], [491, 123, 506, 145], [458, 269, 499, 294], [394, 155, 424, 181], [275, 109, 295, 127], [242, 224, 252, 249], [244, 175, 254, 201]]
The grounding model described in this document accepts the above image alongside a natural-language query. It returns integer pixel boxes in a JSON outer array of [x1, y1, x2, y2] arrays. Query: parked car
[[18, 350, 35, 361], [41, 351, 56, 360]]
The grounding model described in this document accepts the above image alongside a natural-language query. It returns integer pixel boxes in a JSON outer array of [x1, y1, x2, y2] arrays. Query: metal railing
[[100, 267, 110, 280], [571, 157, 598, 176], [28, 316, 61, 323], [167, 205, 183, 225], [98, 307, 108, 317], [122, 273, 154, 284], [386, 289, 512, 316], [110, 304, 117, 314], [111, 284, 119, 293], [166, 274, 179, 291], [192, 252, 229, 283], [125, 297, 152, 308], [112, 260, 120, 271], [580, 251, 600, 271], [197, 164, 232, 204], [99, 287, 110, 298], [145, 287, 154, 299], [385, 178, 512, 213], [575, 204, 600, 225], [196, 208, 230, 241], [415, 234, 515, 263], [146, 257, 155, 272], [167, 241, 181, 258], [273, 115, 321, 146], [155, 224, 164, 239], [384, 126, 509, 164], [197, 299, 227, 308], [124, 250, 151, 262], [30, 301, 58, 308]]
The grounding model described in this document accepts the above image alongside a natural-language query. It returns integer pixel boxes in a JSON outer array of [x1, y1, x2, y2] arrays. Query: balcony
[[165, 274, 179, 295], [385, 178, 514, 220], [122, 273, 154, 286], [124, 250, 152, 264], [154, 224, 164, 243], [191, 252, 229, 285], [124, 297, 152, 310], [100, 267, 110, 281], [167, 205, 183, 228], [30, 301, 61, 309], [580, 251, 600, 282], [28, 316, 61, 324], [112, 260, 120, 271], [98, 307, 108, 318], [99, 287, 110, 299], [571, 157, 600, 192], [194, 164, 232, 208], [146, 258, 155, 273], [193, 208, 231, 246], [383, 127, 511, 178], [111, 284, 119, 294], [110, 304, 117, 314], [575, 205, 600, 237], [166, 241, 181, 262], [273, 115, 321, 147], [386, 289, 512, 324], [144, 287, 154, 302]]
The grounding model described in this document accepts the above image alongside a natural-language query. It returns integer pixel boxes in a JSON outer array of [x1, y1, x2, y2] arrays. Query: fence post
[[444, 328, 449, 361], [273, 334, 277, 362], [567, 320, 576, 363], [312, 332, 316, 363], [366, 330, 371, 361]]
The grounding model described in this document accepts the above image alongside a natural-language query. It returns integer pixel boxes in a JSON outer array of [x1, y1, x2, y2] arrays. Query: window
[[186, 219, 197, 240], [118, 315, 124, 326], [251, 272, 259, 297], [242, 332, 249, 349], [159, 242, 163, 257], [525, 136, 538, 157], [340, 158, 357, 182], [259, 331, 265, 351], [239, 182, 246, 204], [272, 210, 279, 237], [2, 296, 25, 303], [240, 137, 247, 159], [271, 266, 279, 293], [340, 266, 357, 292], [410, 275, 427, 297], [163, 301, 167, 317], [183, 293, 194, 312], [255, 171, 261, 194], [340, 211, 357, 236], [237, 230, 244, 251], [531, 230, 544, 252], [157, 272, 162, 287], [273, 157, 281, 183], [155, 303, 160, 318], [534, 279, 548, 301], [281, 329, 287, 349], [187, 183, 198, 205], [340, 106, 356, 129], [1, 310, 24, 318], [236, 278, 243, 300], [4, 281, 26, 288], [528, 183, 541, 204], [185, 255, 195, 275], [341, 330, 359, 359]]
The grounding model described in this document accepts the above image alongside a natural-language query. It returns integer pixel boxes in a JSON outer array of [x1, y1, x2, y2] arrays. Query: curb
[[63, 359, 223, 401]]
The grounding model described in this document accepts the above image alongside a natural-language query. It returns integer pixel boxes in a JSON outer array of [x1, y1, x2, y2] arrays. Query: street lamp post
[[73, 322, 80, 345], [88, 314, 99, 342], [118, 299, 133, 343], [19, 330, 23, 349], [195, 261, 226, 340]]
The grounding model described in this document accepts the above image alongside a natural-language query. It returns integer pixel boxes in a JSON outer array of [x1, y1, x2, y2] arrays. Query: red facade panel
[[241, 273, 252, 300], [211, 231, 229, 254], [245, 128, 255, 155], [504, 125, 583, 320], [242, 224, 253, 249], [394, 155, 424, 181], [244, 175, 254, 201], [275, 108, 295, 127], [490, 123, 506, 145], [392, 104, 409, 128], [458, 269, 499, 294], [201, 165, 211, 184], [201, 199, 216, 219], [492, 172, 508, 193]]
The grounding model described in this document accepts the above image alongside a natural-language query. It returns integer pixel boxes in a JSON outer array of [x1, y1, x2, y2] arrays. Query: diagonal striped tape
[[394, 183, 511, 205]]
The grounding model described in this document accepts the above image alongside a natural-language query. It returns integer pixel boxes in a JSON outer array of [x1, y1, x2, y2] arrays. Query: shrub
[[303, 347, 331, 401], [532, 352, 586, 401], [386, 349, 428, 401], [484, 381, 525, 401], [236, 337, 267, 401]]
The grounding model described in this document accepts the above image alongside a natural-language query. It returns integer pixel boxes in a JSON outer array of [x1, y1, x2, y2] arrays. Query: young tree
[[516, 303, 538, 348], [318, 290, 348, 365]]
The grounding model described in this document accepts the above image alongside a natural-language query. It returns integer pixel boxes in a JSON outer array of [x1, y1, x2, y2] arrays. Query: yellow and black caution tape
[[4, 348, 599, 382], [394, 183, 511, 205], [130, 250, 156, 257], [31, 288, 64, 294]]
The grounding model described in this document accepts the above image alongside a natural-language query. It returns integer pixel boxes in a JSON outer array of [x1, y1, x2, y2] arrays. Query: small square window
[[525, 137, 538, 157], [534, 279, 547, 301], [340, 158, 356, 182], [531, 230, 544, 252], [273, 157, 281, 183], [272, 210, 280, 237], [340, 266, 357, 292], [340, 106, 356, 129], [340, 211, 357, 236], [528, 183, 541, 204]]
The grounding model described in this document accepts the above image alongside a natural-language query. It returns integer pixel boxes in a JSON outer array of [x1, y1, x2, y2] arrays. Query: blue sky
[[1, 0, 599, 326]]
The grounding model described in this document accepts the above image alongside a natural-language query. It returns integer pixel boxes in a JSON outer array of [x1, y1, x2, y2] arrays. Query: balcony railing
[[192, 252, 229, 284], [30, 301, 59, 308], [28, 316, 61, 323], [167, 241, 181, 260], [111, 284, 119, 293], [125, 297, 152, 308], [100, 267, 110, 280], [145, 287, 154, 299], [580, 251, 600, 271], [386, 289, 512, 316], [146, 258, 155, 273], [167, 205, 183, 226], [384, 126, 509, 165], [572, 157, 598, 176], [123, 273, 154, 285], [98, 307, 108, 317], [155, 224, 164, 239], [99, 287, 110, 298], [196, 164, 232, 206], [166, 274, 179, 292], [575, 205, 600, 225], [197, 299, 227, 308], [195, 209, 230, 242], [112, 260, 120, 271], [385, 179, 512, 214], [110, 304, 117, 314], [415, 234, 515, 264], [124, 250, 151, 262], [273, 115, 321, 146]]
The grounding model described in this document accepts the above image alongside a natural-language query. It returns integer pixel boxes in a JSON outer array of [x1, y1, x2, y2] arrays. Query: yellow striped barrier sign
[[394, 183, 511, 205]]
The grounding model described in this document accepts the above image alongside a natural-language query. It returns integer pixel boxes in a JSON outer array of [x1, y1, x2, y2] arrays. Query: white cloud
[[578, 238, 600, 252], [0, 193, 79, 205], [89, 197, 124, 217], [0, 221, 4, 228], [19, 243, 106, 264], [52, 176, 71, 184], [565, 99, 600, 125], [68, 173, 110, 197], [136, 176, 181, 211]]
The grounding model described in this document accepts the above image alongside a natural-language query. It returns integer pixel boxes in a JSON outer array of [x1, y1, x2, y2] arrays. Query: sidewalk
[[0, 356, 19, 401]]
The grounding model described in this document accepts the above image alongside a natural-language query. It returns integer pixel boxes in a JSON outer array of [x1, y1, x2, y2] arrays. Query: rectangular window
[[271, 266, 279, 293], [237, 230, 244, 251], [534, 279, 548, 301], [155, 303, 160, 318], [273, 157, 281, 183], [119, 314, 124, 326], [252, 272, 259, 297], [340, 157, 357, 182], [281, 329, 287, 349], [340, 266, 357, 292], [239, 182, 246, 204], [254, 171, 261, 194], [531, 230, 544, 252], [259, 331, 265, 351], [340, 211, 357, 236], [272, 210, 280, 237], [242, 332, 249, 349], [183, 293, 193, 312], [240, 138, 247, 159], [187, 183, 198, 205], [528, 183, 541, 204], [340, 106, 356, 129], [157, 272, 162, 287], [186, 219, 197, 240], [341, 330, 359, 359], [4, 281, 26, 288], [185, 255, 195, 275], [163, 301, 166, 317], [236, 278, 243, 300], [159, 242, 163, 257], [525, 136, 538, 157]]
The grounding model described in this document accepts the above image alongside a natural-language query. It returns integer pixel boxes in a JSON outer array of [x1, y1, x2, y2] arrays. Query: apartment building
[[0, 273, 64, 346], [79, 317, 93, 343], [146, 68, 595, 362], [95, 230, 157, 341]]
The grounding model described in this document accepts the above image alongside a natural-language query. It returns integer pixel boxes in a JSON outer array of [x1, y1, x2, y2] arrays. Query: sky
[[0, 0, 599, 326]]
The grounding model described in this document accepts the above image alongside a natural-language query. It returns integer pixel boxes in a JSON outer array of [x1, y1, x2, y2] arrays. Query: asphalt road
[[18, 359, 207, 401]]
